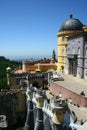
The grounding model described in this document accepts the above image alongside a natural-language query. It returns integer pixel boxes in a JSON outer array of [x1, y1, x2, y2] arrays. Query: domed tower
[[57, 14, 83, 73]]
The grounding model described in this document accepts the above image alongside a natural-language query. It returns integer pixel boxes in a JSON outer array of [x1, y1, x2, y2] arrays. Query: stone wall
[[0, 91, 26, 128]]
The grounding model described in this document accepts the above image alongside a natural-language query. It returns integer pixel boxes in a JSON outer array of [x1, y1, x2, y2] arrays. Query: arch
[[32, 81, 40, 88]]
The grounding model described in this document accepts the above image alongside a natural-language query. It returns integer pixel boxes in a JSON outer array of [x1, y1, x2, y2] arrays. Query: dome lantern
[[70, 14, 73, 19]]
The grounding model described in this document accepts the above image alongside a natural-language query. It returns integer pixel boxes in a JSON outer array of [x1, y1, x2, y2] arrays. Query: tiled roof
[[14, 69, 25, 74]]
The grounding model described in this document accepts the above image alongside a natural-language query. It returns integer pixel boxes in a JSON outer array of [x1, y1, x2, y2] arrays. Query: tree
[[0, 56, 21, 90]]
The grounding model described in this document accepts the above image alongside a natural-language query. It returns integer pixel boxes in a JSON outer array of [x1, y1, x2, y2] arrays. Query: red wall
[[49, 82, 87, 107]]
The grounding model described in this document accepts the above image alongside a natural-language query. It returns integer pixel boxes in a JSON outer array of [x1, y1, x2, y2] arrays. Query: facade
[[66, 33, 87, 79], [57, 14, 87, 75]]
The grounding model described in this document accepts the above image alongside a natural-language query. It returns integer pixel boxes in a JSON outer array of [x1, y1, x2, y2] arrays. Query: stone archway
[[32, 81, 40, 88]]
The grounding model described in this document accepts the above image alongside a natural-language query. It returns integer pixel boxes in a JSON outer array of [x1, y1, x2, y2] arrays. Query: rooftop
[[50, 74, 87, 122], [59, 14, 83, 32], [55, 74, 87, 97]]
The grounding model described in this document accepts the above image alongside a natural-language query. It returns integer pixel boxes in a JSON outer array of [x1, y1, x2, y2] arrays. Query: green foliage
[[0, 77, 10, 89], [0, 56, 21, 90], [16, 128, 23, 130]]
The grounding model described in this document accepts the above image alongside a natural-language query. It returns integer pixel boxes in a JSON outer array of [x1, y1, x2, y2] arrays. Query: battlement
[[50, 97, 67, 109]]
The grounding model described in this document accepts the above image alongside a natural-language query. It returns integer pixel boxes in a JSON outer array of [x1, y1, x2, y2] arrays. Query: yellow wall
[[83, 25, 87, 32], [22, 62, 57, 73], [28, 65, 38, 72], [57, 35, 67, 72], [39, 64, 57, 72], [57, 30, 83, 72]]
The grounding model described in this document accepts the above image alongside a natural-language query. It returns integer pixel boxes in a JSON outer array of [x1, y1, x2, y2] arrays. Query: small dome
[[59, 14, 83, 32], [6, 67, 11, 71]]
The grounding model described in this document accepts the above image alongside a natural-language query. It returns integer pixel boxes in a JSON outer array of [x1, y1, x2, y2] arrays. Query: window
[[16, 78, 20, 85], [78, 59, 80, 64], [85, 47, 87, 56], [85, 72, 87, 76], [72, 47, 75, 54], [78, 47, 80, 57], [61, 49, 64, 55], [62, 36, 65, 41], [62, 57, 64, 61]]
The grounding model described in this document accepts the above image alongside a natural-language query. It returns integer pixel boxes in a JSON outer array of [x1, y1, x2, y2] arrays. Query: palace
[[2, 14, 87, 130], [57, 14, 87, 79]]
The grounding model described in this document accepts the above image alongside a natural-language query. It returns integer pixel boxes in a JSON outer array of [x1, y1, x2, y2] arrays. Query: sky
[[0, 0, 87, 60]]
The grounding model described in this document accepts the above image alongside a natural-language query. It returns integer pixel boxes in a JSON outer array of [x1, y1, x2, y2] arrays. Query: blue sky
[[0, 0, 87, 60]]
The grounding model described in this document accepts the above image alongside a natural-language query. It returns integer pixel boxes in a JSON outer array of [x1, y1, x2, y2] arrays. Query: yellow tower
[[57, 14, 83, 73]]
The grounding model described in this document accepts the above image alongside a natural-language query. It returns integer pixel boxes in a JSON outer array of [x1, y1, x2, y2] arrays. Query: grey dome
[[59, 15, 83, 32]]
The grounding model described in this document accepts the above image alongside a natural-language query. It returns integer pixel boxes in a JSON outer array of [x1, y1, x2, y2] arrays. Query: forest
[[0, 56, 21, 90]]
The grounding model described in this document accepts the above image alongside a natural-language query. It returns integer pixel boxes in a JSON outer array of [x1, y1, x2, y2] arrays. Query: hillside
[[0, 56, 21, 90]]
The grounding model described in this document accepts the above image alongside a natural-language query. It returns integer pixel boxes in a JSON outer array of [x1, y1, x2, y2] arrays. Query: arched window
[[61, 49, 64, 55], [85, 47, 87, 56], [62, 36, 65, 41], [62, 57, 64, 61]]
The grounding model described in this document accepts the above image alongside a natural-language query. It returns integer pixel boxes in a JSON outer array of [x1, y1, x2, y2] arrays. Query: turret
[[22, 61, 27, 72], [50, 97, 67, 130], [35, 63, 41, 73], [0, 115, 8, 130], [6, 67, 11, 86], [34, 91, 44, 130], [24, 87, 34, 130], [52, 49, 56, 63]]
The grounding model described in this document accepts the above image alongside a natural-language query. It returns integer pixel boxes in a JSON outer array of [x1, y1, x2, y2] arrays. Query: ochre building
[[22, 50, 57, 73], [57, 14, 87, 73]]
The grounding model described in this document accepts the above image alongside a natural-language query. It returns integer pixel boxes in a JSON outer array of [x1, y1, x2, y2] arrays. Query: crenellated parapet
[[24, 85, 68, 129], [50, 97, 67, 125], [24, 85, 85, 130]]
